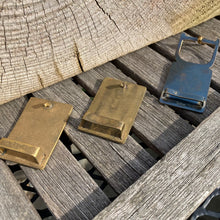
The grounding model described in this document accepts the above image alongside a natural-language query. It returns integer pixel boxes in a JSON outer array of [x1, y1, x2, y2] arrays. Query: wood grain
[[0, 97, 110, 219], [0, 97, 40, 219], [0, 0, 219, 105], [33, 79, 156, 194], [0, 160, 41, 220], [114, 46, 220, 125], [94, 107, 220, 220], [76, 62, 194, 155], [22, 141, 110, 220], [188, 18, 220, 43]]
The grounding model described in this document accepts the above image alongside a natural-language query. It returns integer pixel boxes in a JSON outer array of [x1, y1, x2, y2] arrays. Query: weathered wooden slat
[[0, 98, 40, 220], [114, 46, 220, 125], [33, 79, 156, 194], [0, 160, 41, 220], [0, 97, 110, 219], [1, 1, 219, 105], [0, 97, 41, 220], [0, 97, 41, 219], [22, 141, 110, 220], [188, 18, 220, 42], [153, 33, 220, 91], [94, 107, 220, 220], [76, 62, 193, 155]]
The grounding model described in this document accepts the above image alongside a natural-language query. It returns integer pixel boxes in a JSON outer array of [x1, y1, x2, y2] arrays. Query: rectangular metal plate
[[159, 61, 211, 112], [78, 77, 146, 143], [160, 33, 219, 113], [0, 97, 73, 169]]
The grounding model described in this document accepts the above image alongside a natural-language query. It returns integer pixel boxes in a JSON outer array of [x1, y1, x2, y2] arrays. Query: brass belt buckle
[[0, 97, 73, 169], [78, 77, 146, 143]]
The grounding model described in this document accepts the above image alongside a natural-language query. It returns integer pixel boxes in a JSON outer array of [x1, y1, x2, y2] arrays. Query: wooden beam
[[94, 107, 220, 220], [0, 1, 219, 105]]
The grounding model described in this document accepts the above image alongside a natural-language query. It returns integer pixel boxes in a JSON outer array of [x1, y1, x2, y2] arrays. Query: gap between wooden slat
[[59, 129, 119, 200]]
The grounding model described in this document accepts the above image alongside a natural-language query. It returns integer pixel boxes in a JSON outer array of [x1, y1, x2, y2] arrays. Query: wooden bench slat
[[0, 97, 41, 220], [0, 98, 110, 219], [189, 18, 220, 42], [94, 107, 220, 220], [33, 79, 156, 194], [22, 141, 110, 220], [115, 46, 220, 125], [76, 62, 193, 155], [0, 160, 41, 220]]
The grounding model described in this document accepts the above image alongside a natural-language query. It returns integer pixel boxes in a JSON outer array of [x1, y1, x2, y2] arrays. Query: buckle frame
[[78, 78, 146, 143], [0, 97, 73, 169], [160, 33, 219, 113]]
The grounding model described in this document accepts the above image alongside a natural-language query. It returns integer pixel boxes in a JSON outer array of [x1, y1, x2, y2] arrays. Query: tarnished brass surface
[[0, 97, 73, 169], [78, 78, 146, 143]]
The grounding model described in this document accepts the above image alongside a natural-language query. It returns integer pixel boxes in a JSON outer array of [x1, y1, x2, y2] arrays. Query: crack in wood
[[37, 74, 44, 88], [68, 5, 82, 38], [0, 58, 5, 84], [74, 42, 84, 72], [53, 61, 64, 80], [43, 21, 66, 79], [21, 0, 30, 48], [94, 0, 121, 32], [2, 17, 7, 51]]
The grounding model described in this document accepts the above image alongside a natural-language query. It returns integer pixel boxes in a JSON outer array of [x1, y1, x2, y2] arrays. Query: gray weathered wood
[[76, 62, 193, 155], [0, 160, 41, 220], [0, 1, 219, 105], [22, 141, 110, 220], [94, 107, 220, 220], [33, 79, 156, 194], [0, 97, 41, 220], [115, 46, 220, 125], [0, 97, 110, 219], [188, 18, 220, 43]]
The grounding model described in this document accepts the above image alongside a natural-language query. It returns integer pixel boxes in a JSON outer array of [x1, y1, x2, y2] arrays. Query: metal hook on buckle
[[175, 33, 219, 68]]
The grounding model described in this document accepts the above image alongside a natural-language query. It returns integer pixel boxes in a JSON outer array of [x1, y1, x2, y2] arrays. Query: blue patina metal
[[160, 33, 219, 113]]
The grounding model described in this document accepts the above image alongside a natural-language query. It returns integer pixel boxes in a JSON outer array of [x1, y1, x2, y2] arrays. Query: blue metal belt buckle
[[160, 33, 219, 113]]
